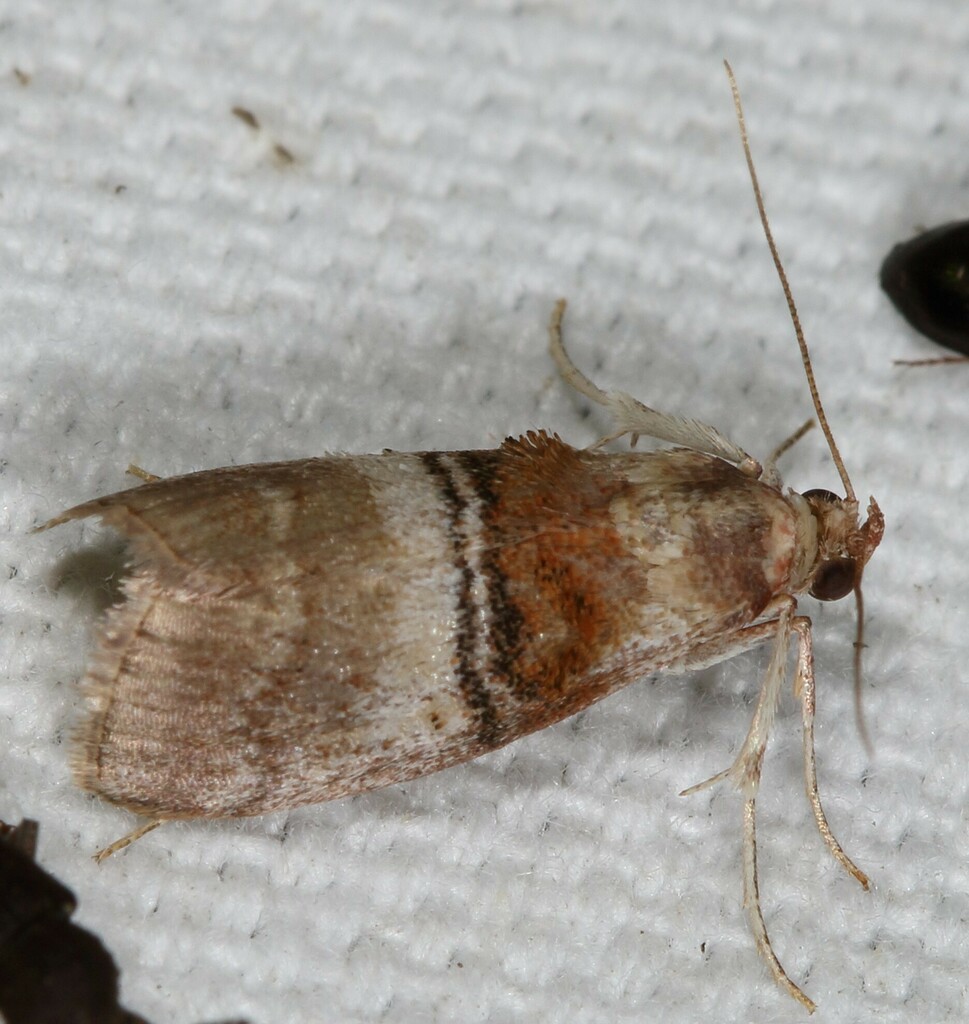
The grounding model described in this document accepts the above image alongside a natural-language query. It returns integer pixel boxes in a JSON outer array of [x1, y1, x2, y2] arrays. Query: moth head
[[802, 489, 885, 603]]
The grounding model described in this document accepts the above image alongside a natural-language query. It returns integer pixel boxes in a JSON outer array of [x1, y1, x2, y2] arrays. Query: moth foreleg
[[680, 596, 795, 797], [547, 299, 761, 474], [741, 796, 817, 1012], [680, 600, 818, 1009]]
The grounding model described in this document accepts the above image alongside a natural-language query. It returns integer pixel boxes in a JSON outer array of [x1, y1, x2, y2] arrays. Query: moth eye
[[810, 557, 856, 602], [803, 488, 842, 505]]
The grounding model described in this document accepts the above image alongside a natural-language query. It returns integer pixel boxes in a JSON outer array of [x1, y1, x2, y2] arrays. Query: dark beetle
[[881, 220, 969, 355]]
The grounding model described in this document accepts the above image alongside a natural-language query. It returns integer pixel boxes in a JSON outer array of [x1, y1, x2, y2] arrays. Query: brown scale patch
[[661, 454, 794, 626], [462, 433, 650, 729], [455, 438, 801, 740], [49, 457, 383, 593], [68, 457, 415, 817]]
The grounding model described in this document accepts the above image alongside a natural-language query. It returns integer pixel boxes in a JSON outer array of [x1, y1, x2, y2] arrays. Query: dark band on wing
[[454, 451, 532, 707], [419, 452, 500, 747]]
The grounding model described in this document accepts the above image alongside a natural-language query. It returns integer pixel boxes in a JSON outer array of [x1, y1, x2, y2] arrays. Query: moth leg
[[761, 419, 814, 490], [667, 617, 780, 678], [547, 299, 762, 475], [681, 600, 817, 1010], [93, 819, 163, 863], [681, 597, 795, 797], [742, 797, 816, 1012], [791, 616, 869, 889], [894, 355, 969, 366], [125, 464, 162, 483]]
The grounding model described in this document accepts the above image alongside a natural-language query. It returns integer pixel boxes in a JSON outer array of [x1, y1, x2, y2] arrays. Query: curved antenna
[[724, 61, 856, 505]]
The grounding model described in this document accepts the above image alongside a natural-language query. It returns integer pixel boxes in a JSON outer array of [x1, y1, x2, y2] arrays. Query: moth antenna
[[724, 60, 856, 505]]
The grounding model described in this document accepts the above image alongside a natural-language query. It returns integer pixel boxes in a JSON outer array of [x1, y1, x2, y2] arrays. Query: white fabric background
[[2, 2, 968, 1022]]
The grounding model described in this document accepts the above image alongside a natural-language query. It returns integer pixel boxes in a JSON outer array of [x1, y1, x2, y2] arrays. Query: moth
[[39, 64, 883, 1012]]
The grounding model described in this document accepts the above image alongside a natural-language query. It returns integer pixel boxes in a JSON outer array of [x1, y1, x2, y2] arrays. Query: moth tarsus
[[93, 820, 162, 863], [893, 355, 969, 367]]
